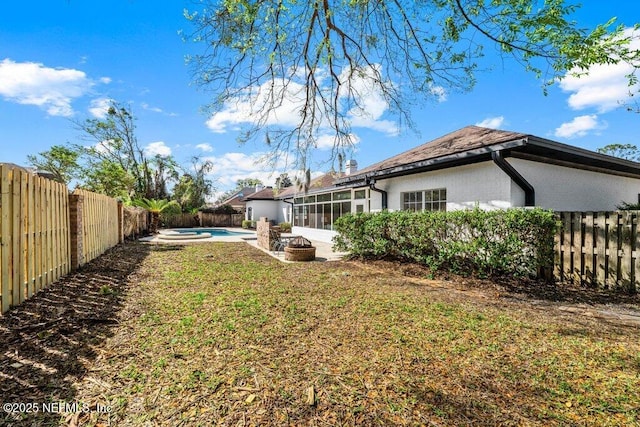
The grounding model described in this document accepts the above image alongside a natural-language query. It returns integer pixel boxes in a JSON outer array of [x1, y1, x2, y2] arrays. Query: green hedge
[[333, 208, 557, 278]]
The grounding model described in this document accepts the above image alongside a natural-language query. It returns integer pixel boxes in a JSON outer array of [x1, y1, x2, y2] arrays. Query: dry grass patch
[[2, 242, 638, 426]]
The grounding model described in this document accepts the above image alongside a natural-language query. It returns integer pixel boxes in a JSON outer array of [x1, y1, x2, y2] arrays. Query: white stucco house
[[245, 126, 640, 242]]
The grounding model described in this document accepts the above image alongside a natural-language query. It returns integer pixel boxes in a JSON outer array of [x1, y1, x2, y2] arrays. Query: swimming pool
[[167, 228, 253, 236]]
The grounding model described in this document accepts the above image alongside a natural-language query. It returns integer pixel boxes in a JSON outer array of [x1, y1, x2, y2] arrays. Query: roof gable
[[244, 187, 278, 200], [353, 126, 528, 177]]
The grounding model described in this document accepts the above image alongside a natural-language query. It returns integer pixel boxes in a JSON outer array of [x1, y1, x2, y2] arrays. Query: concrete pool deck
[[139, 228, 256, 243], [140, 228, 347, 262]]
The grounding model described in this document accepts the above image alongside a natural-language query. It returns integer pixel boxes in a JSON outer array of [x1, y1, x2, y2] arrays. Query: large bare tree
[[185, 0, 639, 180]]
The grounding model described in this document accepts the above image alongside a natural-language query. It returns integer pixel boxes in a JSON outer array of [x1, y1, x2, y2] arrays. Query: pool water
[[170, 228, 252, 236]]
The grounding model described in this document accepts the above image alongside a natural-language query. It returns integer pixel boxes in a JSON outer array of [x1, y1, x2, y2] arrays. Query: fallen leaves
[[2, 242, 639, 426]]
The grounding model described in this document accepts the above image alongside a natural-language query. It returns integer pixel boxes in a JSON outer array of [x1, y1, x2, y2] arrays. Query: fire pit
[[284, 236, 316, 261]]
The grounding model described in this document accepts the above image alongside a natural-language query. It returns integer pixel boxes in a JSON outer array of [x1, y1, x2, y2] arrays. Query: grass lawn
[[2, 242, 639, 426]]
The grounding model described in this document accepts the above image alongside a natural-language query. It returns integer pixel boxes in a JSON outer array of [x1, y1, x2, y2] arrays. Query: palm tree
[[132, 198, 180, 234]]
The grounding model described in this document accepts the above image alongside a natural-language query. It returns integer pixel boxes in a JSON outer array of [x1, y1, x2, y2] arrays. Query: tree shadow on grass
[[0, 242, 177, 426]]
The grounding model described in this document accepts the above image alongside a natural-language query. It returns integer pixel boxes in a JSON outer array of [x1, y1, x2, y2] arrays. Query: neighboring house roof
[[0, 163, 32, 172], [220, 186, 260, 208], [337, 125, 640, 185], [244, 187, 278, 201], [277, 172, 346, 199]]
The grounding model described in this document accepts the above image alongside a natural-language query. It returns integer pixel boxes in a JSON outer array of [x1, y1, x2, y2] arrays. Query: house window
[[402, 191, 422, 212], [402, 188, 447, 212], [291, 189, 360, 229], [426, 188, 447, 211], [333, 190, 351, 201], [354, 189, 367, 199]]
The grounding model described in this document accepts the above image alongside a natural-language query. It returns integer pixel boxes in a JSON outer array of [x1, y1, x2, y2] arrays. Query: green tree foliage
[[80, 159, 135, 199], [215, 178, 265, 204], [132, 198, 181, 233], [275, 173, 292, 189], [172, 156, 215, 211], [235, 178, 263, 189], [26, 144, 80, 184], [597, 143, 639, 161], [601, 143, 640, 209], [75, 101, 178, 199], [186, 1, 639, 176]]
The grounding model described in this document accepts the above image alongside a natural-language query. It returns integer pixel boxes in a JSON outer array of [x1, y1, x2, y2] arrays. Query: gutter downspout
[[368, 178, 388, 210], [491, 151, 535, 206], [282, 199, 294, 224]]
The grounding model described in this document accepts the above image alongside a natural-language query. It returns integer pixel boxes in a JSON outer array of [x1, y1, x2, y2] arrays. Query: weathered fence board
[[162, 213, 199, 228], [123, 206, 149, 239], [556, 211, 638, 292], [199, 212, 244, 227]]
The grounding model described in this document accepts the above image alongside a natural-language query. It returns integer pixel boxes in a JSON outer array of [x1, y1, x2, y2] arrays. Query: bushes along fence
[[333, 208, 557, 278]]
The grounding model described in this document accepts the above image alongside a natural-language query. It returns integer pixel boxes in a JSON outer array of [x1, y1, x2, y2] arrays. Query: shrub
[[617, 201, 640, 210], [278, 222, 292, 232], [242, 220, 252, 229], [333, 208, 557, 278]]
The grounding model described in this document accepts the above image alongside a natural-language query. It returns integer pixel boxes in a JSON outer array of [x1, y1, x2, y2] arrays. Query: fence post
[[69, 194, 85, 270], [117, 200, 124, 244]]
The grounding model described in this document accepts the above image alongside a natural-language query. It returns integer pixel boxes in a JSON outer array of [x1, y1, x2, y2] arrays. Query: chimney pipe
[[345, 159, 358, 176]]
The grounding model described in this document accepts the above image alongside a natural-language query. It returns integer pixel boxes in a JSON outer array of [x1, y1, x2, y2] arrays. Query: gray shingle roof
[[349, 126, 528, 178]]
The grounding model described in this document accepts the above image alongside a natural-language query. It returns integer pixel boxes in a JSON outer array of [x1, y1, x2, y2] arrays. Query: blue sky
[[1, 1, 639, 198]]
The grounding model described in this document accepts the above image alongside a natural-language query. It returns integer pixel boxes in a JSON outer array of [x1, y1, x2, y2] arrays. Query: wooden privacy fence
[[123, 206, 149, 239], [72, 189, 120, 265], [199, 212, 244, 227], [0, 165, 138, 314], [162, 213, 199, 228], [555, 211, 640, 292], [0, 164, 70, 314], [162, 212, 244, 228]]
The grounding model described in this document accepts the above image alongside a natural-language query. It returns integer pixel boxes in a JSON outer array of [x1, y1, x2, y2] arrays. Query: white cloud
[[196, 143, 213, 152], [89, 97, 112, 118], [559, 27, 640, 113], [141, 102, 164, 113], [475, 116, 505, 129], [203, 151, 292, 189], [93, 140, 114, 155], [144, 141, 172, 157], [315, 133, 361, 150], [429, 84, 447, 102], [554, 114, 607, 138], [206, 80, 305, 133], [206, 64, 399, 136], [0, 58, 106, 117], [339, 65, 400, 135]]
